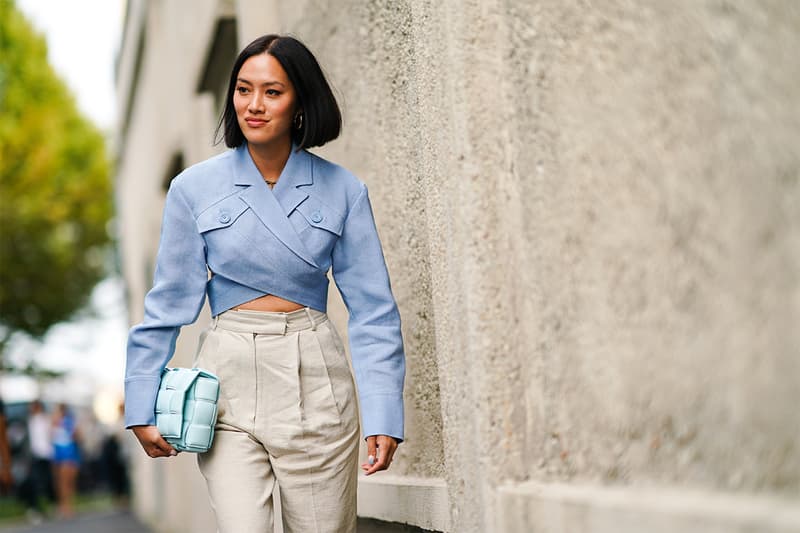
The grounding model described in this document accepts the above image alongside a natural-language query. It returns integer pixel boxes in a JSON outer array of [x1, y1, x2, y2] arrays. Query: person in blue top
[[52, 404, 80, 518], [125, 34, 406, 533]]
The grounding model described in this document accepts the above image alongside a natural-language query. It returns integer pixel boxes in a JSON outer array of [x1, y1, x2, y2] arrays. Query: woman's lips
[[245, 118, 268, 127]]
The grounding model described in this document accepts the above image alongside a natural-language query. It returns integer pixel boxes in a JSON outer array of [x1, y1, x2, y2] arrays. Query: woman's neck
[[246, 137, 292, 184]]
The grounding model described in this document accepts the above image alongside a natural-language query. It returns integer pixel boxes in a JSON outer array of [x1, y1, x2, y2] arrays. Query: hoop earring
[[294, 112, 304, 130]]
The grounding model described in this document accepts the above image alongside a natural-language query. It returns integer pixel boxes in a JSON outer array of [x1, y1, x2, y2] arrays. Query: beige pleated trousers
[[194, 307, 360, 533]]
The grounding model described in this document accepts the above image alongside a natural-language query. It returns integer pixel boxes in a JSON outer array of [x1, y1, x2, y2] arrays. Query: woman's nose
[[248, 92, 265, 113]]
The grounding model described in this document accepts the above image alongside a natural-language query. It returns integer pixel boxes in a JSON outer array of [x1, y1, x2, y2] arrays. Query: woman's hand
[[131, 425, 178, 458], [361, 435, 397, 475]]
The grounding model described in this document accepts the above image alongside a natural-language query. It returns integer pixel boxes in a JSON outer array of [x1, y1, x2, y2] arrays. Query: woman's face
[[233, 53, 298, 149]]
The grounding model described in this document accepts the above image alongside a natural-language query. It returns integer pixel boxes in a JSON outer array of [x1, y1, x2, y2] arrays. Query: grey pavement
[[357, 518, 437, 532], [0, 510, 151, 533], [0, 513, 432, 533]]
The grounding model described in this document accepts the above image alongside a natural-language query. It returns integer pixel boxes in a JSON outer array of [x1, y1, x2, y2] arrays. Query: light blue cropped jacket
[[124, 143, 406, 442]]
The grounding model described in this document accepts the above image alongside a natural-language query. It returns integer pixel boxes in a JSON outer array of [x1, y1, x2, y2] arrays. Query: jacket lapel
[[271, 145, 314, 217], [233, 144, 319, 268]]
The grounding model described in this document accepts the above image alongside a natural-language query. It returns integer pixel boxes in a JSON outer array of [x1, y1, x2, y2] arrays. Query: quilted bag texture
[[155, 367, 220, 453]]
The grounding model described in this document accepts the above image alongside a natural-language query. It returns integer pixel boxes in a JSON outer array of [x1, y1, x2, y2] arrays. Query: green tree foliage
[[0, 0, 112, 351]]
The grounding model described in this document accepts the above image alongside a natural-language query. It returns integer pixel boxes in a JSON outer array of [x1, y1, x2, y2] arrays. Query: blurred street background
[[2, 0, 800, 532], [1, 0, 134, 530]]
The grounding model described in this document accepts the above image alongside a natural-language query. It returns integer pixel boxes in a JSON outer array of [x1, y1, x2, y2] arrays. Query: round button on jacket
[[310, 211, 323, 223], [218, 213, 231, 224]]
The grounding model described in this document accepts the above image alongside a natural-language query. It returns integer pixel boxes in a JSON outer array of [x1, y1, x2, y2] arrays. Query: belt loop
[[212, 314, 219, 330], [304, 307, 317, 331]]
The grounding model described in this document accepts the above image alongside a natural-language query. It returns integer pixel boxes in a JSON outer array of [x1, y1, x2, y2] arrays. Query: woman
[[125, 34, 406, 533], [23, 400, 55, 520], [52, 404, 80, 518]]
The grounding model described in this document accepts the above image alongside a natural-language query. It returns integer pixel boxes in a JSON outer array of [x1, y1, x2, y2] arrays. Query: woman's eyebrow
[[236, 78, 286, 88]]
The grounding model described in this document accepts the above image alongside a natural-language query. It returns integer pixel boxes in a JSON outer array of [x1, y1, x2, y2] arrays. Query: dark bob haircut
[[215, 34, 341, 150]]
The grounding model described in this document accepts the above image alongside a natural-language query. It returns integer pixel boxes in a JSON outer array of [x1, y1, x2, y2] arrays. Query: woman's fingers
[[153, 435, 178, 457], [361, 436, 377, 472], [361, 435, 397, 476], [383, 437, 397, 464], [131, 425, 178, 458]]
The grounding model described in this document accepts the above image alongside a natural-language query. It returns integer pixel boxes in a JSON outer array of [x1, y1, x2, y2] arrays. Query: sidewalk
[[0, 512, 430, 533], [0, 510, 151, 533]]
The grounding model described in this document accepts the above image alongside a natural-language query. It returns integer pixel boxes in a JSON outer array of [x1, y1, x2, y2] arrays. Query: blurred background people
[[100, 402, 130, 509], [19, 400, 54, 522], [0, 396, 12, 495], [76, 410, 105, 494], [52, 403, 80, 518]]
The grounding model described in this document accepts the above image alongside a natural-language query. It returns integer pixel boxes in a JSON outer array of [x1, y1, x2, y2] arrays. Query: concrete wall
[[116, 1, 800, 531]]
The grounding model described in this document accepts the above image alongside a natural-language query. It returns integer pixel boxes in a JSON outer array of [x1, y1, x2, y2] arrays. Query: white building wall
[[116, 1, 225, 531]]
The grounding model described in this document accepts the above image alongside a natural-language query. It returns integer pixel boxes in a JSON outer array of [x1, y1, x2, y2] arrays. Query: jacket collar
[[232, 143, 319, 268]]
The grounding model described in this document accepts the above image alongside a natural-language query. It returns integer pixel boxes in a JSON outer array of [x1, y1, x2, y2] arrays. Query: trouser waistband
[[213, 306, 327, 334]]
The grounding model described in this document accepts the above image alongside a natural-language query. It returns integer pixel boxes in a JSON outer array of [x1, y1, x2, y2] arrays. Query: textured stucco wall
[[239, 0, 800, 531], [504, 0, 800, 494], [118, 0, 800, 532]]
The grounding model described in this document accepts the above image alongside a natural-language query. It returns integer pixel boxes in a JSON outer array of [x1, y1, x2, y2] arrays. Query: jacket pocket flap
[[296, 198, 345, 236], [196, 196, 249, 233]]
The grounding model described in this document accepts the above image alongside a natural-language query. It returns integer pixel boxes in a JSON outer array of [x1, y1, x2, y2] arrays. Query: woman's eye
[[236, 87, 249, 94], [266, 89, 280, 96]]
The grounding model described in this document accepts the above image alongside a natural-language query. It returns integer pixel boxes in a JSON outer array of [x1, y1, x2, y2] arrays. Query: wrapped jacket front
[[124, 144, 406, 442]]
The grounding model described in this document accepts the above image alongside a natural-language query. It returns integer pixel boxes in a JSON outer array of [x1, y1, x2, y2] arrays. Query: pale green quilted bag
[[155, 368, 220, 453]]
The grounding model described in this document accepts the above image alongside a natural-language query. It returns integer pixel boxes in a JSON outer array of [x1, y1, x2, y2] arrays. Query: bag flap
[[161, 367, 202, 393]]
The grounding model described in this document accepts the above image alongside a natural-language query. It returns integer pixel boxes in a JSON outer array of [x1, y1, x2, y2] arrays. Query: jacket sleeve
[[331, 183, 406, 442], [124, 181, 208, 428]]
